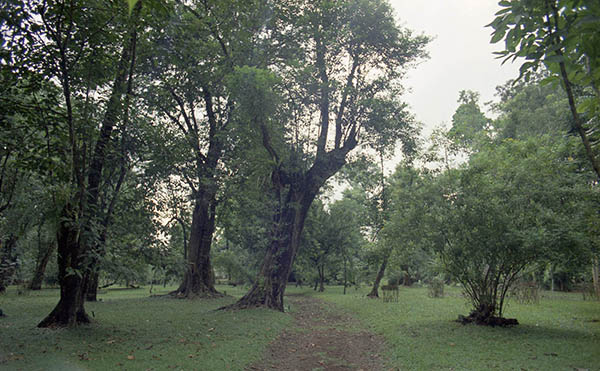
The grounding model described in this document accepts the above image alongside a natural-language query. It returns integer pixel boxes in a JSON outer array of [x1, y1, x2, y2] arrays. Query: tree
[[138, 0, 272, 298], [384, 164, 436, 288], [340, 156, 391, 298], [489, 0, 600, 178], [296, 198, 362, 292], [493, 73, 571, 139], [228, 0, 428, 310], [448, 90, 491, 149], [2, 0, 146, 326], [423, 136, 595, 325]]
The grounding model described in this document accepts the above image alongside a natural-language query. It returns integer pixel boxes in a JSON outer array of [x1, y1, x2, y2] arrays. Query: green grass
[[0, 284, 291, 371], [313, 285, 600, 371], [2, 284, 599, 371]]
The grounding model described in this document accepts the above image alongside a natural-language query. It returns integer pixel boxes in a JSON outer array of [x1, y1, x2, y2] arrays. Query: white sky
[[389, 0, 520, 135]]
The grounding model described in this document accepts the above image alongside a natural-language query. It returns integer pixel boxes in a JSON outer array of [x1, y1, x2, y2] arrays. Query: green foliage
[[493, 73, 571, 139], [296, 197, 365, 289], [392, 134, 598, 320], [427, 277, 445, 298], [447, 90, 491, 149], [488, 0, 600, 154]]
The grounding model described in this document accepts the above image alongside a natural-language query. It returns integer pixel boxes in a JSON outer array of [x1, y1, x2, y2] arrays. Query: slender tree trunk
[[38, 206, 90, 327], [593, 256, 600, 299], [343, 256, 347, 295], [550, 264, 555, 292], [29, 241, 56, 290], [547, 4, 600, 180], [318, 264, 325, 292], [367, 252, 389, 298], [84, 4, 139, 302], [0, 234, 18, 293], [171, 193, 220, 298]]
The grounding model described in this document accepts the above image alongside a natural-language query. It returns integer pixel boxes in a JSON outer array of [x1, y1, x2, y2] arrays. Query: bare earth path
[[247, 294, 385, 371]]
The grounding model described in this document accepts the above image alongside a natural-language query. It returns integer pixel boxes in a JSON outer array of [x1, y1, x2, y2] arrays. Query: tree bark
[[318, 264, 325, 292], [39, 1, 142, 327], [83, 2, 140, 303], [226, 186, 315, 311], [171, 193, 220, 298], [367, 252, 389, 298], [593, 256, 599, 299], [38, 206, 90, 327], [343, 256, 347, 295], [29, 241, 56, 290], [0, 234, 18, 293]]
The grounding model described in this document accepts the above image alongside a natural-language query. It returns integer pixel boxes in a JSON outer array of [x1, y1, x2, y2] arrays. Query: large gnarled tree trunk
[[229, 151, 351, 310], [226, 0, 426, 311], [230, 185, 315, 310]]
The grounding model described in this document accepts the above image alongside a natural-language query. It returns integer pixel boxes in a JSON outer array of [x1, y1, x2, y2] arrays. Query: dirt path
[[247, 294, 385, 371]]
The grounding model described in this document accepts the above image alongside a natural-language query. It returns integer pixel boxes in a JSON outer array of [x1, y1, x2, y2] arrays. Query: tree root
[[457, 312, 518, 327]]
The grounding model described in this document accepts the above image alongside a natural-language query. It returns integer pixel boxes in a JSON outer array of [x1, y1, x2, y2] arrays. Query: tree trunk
[[171, 194, 220, 298], [83, 2, 140, 302], [0, 234, 18, 293], [318, 264, 325, 292], [343, 256, 347, 295], [85, 272, 100, 301], [593, 256, 599, 299], [226, 188, 315, 311], [367, 252, 389, 298], [39, 1, 142, 326], [38, 208, 90, 327], [29, 241, 56, 290]]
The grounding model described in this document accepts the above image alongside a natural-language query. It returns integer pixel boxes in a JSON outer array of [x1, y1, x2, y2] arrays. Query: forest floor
[[247, 293, 385, 371]]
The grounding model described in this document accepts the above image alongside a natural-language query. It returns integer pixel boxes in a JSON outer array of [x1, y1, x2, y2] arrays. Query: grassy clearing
[[313, 285, 600, 370], [0, 284, 290, 371]]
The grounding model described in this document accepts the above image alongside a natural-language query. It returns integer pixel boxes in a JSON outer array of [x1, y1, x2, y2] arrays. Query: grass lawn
[[0, 285, 290, 371], [313, 285, 600, 371], [1, 284, 598, 370]]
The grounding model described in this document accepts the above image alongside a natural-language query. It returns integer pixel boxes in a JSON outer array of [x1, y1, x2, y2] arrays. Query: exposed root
[[165, 289, 224, 300], [457, 311, 518, 327]]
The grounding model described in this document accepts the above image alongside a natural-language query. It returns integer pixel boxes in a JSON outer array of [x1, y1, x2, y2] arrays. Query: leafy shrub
[[511, 281, 539, 304], [428, 277, 444, 298]]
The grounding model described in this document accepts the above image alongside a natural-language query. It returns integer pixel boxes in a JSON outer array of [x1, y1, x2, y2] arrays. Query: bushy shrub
[[511, 281, 539, 304], [428, 277, 444, 298]]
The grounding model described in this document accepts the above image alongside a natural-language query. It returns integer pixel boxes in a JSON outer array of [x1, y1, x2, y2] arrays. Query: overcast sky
[[388, 0, 520, 135]]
